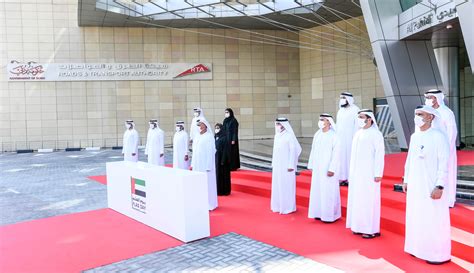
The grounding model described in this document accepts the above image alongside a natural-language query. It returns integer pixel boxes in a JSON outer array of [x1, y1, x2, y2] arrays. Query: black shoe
[[340, 181, 348, 186], [426, 259, 450, 265], [314, 217, 321, 220], [352, 231, 362, 235], [362, 233, 381, 239], [322, 220, 336, 223]]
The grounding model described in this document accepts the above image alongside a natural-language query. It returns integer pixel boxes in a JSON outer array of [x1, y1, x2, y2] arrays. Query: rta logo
[[191, 66, 205, 73], [175, 64, 210, 78]]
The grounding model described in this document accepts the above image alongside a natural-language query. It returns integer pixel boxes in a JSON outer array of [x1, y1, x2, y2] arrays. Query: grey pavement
[[84, 232, 343, 273], [0, 148, 173, 226]]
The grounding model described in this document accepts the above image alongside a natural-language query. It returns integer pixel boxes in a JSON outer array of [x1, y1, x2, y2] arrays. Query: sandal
[[362, 233, 381, 239]]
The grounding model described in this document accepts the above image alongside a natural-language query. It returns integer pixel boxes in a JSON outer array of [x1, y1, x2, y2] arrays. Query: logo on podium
[[131, 177, 147, 213]]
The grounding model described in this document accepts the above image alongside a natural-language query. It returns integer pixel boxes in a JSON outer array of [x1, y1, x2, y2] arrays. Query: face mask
[[276, 126, 283, 133], [318, 120, 325, 129], [215, 128, 220, 134], [194, 112, 199, 117], [425, 99, 434, 107], [339, 98, 347, 106], [175, 127, 181, 132], [149, 124, 155, 129], [357, 118, 367, 128], [126, 123, 131, 129], [225, 113, 230, 118], [414, 115, 425, 128]]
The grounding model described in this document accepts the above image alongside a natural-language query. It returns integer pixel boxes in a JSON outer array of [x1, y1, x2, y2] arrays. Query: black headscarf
[[225, 108, 234, 118], [215, 123, 225, 139], [224, 108, 238, 124]]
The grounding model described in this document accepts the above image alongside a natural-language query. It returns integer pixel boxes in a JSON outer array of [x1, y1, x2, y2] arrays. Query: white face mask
[[425, 98, 434, 107], [149, 123, 155, 129], [318, 120, 325, 129], [225, 113, 230, 118], [215, 128, 220, 134], [126, 123, 132, 129], [339, 98, 347, 106], [276, 125, 283, 133], [357, 118, 367, 128], [175, 126, 181, 132], [194, 112, 199, 117], [414, 115, 425, 128]]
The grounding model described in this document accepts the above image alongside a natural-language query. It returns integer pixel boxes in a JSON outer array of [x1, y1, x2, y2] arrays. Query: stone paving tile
[[84, 233, 343, 273], [0, 149, 173, 226]]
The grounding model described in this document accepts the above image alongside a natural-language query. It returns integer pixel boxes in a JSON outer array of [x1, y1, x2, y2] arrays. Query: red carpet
[[0, 209, 182, 273], [382, 150, 474, 180], [88, 175, 107, 185], [227, 151, 474, 263], [1, 152, 472, 273], [0, 192, 471, 273]]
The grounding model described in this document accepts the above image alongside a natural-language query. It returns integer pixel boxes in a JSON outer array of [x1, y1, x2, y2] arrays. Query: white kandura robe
[[346, 126, 385, 234], [307, 129, 341, 221], [336, 104, 360, 181], [173, 130, 190, 170], [434, 106, 458, 207], [190, 115, 203, 152], [145, 128, 165, 166], [404, 127, 451, 262], [122, 129, 139, 162], [191, 131, 218, 210], [271, 131, 300, 214]]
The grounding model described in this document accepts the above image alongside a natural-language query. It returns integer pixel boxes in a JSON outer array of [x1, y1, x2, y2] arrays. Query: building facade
[[1, 0, 472, 152]]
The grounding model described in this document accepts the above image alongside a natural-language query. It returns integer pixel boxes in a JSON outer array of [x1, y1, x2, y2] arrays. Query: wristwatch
[[436, 186, 444, 190]]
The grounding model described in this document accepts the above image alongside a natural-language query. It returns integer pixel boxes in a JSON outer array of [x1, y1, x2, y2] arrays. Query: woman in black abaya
[[222, 108, 240, 171], [215, 123, 231, 196]]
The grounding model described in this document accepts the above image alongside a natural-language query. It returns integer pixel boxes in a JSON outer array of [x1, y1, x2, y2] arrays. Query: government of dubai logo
[[174, 64, 210, 78], [131, 177, 146, 213]]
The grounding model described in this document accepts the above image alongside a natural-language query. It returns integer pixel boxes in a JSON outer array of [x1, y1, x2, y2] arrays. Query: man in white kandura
[[424, 89, 458, 208], [145, 119, 165, 166], [403, 105, 451, 265], [346, 109, 385, 239], [336, 92, 360, 186], [191, 118, 218, 211], [271, 118, 302, 214], [190, 107, 205, 153], [122, 120, 139, 162], [307, 114, 341, 223], [173, 121, 190, 170]]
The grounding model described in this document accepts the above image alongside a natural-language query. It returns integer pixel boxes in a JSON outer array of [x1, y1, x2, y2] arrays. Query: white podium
[[106, 161, 210, 243]]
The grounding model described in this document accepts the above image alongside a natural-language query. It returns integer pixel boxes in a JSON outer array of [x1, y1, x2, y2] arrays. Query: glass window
[[400, 0, 423, 11]]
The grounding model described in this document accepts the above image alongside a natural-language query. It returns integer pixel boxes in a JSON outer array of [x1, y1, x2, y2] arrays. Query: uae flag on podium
[[131, 177, 146, 198]]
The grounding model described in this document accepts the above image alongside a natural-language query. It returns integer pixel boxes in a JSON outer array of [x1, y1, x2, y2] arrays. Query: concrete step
[[457, 179, 474, 190], [240, 151, 308, 169]]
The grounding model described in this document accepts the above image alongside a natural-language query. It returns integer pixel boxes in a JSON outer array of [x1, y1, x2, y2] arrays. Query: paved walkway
[[0, 149, 169, 225], [84, 233, 342, 273]]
